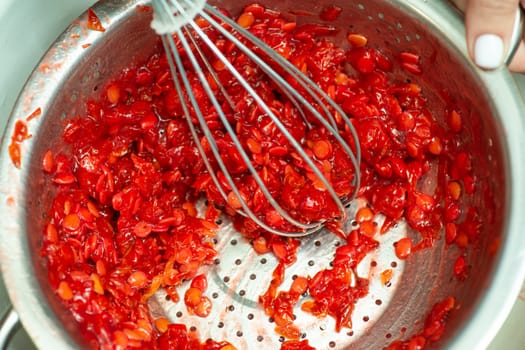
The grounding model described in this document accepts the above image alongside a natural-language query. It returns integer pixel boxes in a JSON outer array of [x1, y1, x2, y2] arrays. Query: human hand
[[450, 0, 525, 72]]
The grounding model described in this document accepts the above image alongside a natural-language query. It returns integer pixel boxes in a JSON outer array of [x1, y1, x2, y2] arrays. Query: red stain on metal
[[136, 4, 153, 12], [87, 8, 106, 32], [8, 108, 40, 169], [8, 119, 32, 169], [26, 107, 42, 122]]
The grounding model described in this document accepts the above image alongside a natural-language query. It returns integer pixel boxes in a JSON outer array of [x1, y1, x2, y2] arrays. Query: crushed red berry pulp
[[41, 4, 483, 349]]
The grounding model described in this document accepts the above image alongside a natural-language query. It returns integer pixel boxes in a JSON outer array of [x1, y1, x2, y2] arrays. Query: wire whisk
[[150, 0, 361, 237]]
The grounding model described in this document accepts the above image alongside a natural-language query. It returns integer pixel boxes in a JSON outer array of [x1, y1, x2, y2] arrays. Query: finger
[[464, 0, 522, 69], [508, 40, 525, 71]]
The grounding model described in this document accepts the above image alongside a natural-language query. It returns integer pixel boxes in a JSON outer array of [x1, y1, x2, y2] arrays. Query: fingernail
[[474, 34, 505, 69]]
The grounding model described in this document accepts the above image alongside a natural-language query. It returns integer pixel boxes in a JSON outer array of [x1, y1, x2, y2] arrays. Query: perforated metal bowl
[[2, 0, 525, 349]]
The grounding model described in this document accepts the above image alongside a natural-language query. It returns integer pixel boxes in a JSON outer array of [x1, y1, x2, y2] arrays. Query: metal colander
[[1, 0, 525, 349], [147, 199, 403, 349]]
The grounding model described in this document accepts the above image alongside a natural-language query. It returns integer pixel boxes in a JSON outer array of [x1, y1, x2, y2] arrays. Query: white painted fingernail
[[474, 34, 505, 69]]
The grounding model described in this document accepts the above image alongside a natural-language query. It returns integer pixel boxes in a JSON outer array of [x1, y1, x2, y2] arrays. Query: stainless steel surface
[[0, 308, 20, 350], [505, 8, 524, 66], [1, 0, 525, 349], [152, 0, 361, 237]]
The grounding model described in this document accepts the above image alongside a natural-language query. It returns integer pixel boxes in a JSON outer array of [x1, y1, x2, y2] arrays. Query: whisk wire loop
[[172, 24, 325, 236], [163, 34, 317, 236], [153, 0, 361, 237], [206, 6, 361, 166]]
